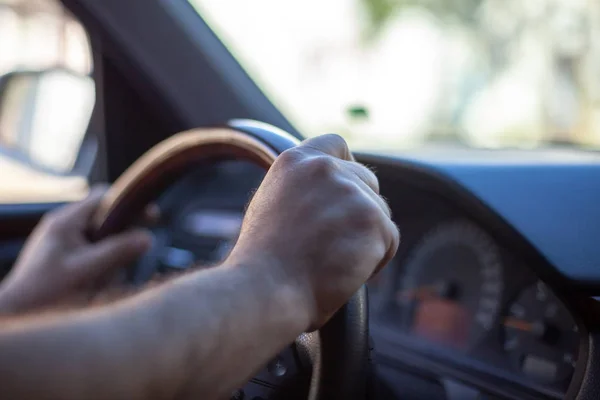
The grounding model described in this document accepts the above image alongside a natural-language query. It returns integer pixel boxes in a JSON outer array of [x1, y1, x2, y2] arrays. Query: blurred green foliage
[[347, 105, 370, 120], [358, 0, 483, 39]]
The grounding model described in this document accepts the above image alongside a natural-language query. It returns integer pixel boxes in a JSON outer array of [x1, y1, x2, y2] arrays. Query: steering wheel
[[90, 120, 370, 400]]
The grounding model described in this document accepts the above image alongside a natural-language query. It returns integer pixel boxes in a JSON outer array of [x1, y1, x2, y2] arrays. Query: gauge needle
[[503, 317, 546, 337], [503, 317, 534, 332]]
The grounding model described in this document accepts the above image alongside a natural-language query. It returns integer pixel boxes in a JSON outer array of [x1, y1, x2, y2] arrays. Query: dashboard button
[[267, 356, 287, 377], [230, 389, 244, 400]]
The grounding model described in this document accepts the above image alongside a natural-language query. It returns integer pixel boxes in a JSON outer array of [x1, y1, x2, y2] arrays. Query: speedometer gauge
[[397, 221, 504, 350], [503, 281, 579, 385]]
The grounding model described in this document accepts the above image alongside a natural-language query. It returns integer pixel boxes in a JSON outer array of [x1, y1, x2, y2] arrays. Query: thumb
[[68, 229, 153, 279]]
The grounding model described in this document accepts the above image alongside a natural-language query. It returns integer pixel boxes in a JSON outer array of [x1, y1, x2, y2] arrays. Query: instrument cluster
[[369, 219, 581, 397]]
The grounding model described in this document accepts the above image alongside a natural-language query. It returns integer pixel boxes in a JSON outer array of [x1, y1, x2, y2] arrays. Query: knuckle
[[322, 133, 348, 150], [363, 166, 380, 191], [349, 198, 381, 230], [379, 195, 392, 217], [395, 224, 402, 244], [336, 179, 361, 198], [304, 155, 339, 178], [390, 223, 401, 251], [301, 133, 350, 159], [276, 147, 305, 169], [349, 162, 378, 190]]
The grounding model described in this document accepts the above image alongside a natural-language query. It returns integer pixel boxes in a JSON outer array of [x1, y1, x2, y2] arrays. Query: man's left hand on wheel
[[0, 186, 153, 314]]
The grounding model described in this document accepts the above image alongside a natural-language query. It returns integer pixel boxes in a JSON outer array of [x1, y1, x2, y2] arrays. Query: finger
[[67, 229, 153, 280], [374, 218, 401, 275], [342, 176, 391, 222], [342, 160, 380, 194], [359, 181, 391, 219], [340, 162, 392, 219], [300, 134, 354, 161], [48, 185, 109, 230]]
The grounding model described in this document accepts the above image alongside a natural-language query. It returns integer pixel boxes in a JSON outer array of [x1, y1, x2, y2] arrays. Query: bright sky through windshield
[[192, 0, 600, 151]]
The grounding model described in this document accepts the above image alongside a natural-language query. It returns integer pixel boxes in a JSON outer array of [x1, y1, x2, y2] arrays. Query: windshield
[[189, 0, 600, 151]]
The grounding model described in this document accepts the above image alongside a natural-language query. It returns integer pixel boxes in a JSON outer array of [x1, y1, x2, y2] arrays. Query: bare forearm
[[149, 260, 311, 398], [0, 260, 310, 400]]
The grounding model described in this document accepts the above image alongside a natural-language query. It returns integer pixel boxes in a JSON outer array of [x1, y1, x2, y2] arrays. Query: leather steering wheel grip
[[90, 119, 370, 400]]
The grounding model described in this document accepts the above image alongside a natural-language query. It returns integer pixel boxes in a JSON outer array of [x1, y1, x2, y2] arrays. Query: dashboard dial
[[397, 221, 504, 350], [503, 281, 579, 385]]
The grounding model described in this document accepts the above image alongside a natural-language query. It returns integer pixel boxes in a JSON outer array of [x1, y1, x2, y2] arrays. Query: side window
[[0, 0, 95, 203]]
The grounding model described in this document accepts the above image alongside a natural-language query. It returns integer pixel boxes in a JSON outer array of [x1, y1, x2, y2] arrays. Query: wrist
[[225, 251, 315, 333]]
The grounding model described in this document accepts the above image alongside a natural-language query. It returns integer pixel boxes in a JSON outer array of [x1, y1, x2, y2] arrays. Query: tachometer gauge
[[396, 221, 504, 351], [503, 281, 579, 385]]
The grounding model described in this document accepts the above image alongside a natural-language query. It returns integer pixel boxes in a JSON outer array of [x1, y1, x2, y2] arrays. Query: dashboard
[[147, 156, 592, 400]]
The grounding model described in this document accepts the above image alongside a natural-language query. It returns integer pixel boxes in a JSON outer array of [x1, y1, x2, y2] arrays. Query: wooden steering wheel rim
[[92, 121, 295, 240]]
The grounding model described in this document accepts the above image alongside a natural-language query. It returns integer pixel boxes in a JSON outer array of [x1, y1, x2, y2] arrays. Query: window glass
[[189, 0, 600, 151], [0, 0, 94, 203]]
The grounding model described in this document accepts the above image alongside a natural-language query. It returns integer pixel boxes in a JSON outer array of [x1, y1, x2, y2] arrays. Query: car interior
[[1, 0, 600, 399]]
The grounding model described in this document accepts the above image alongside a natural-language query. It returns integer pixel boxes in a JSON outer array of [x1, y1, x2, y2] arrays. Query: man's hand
[[0, 135, 399, 400], [0, 187, 152, 314], [230, 134, 400, 329]]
